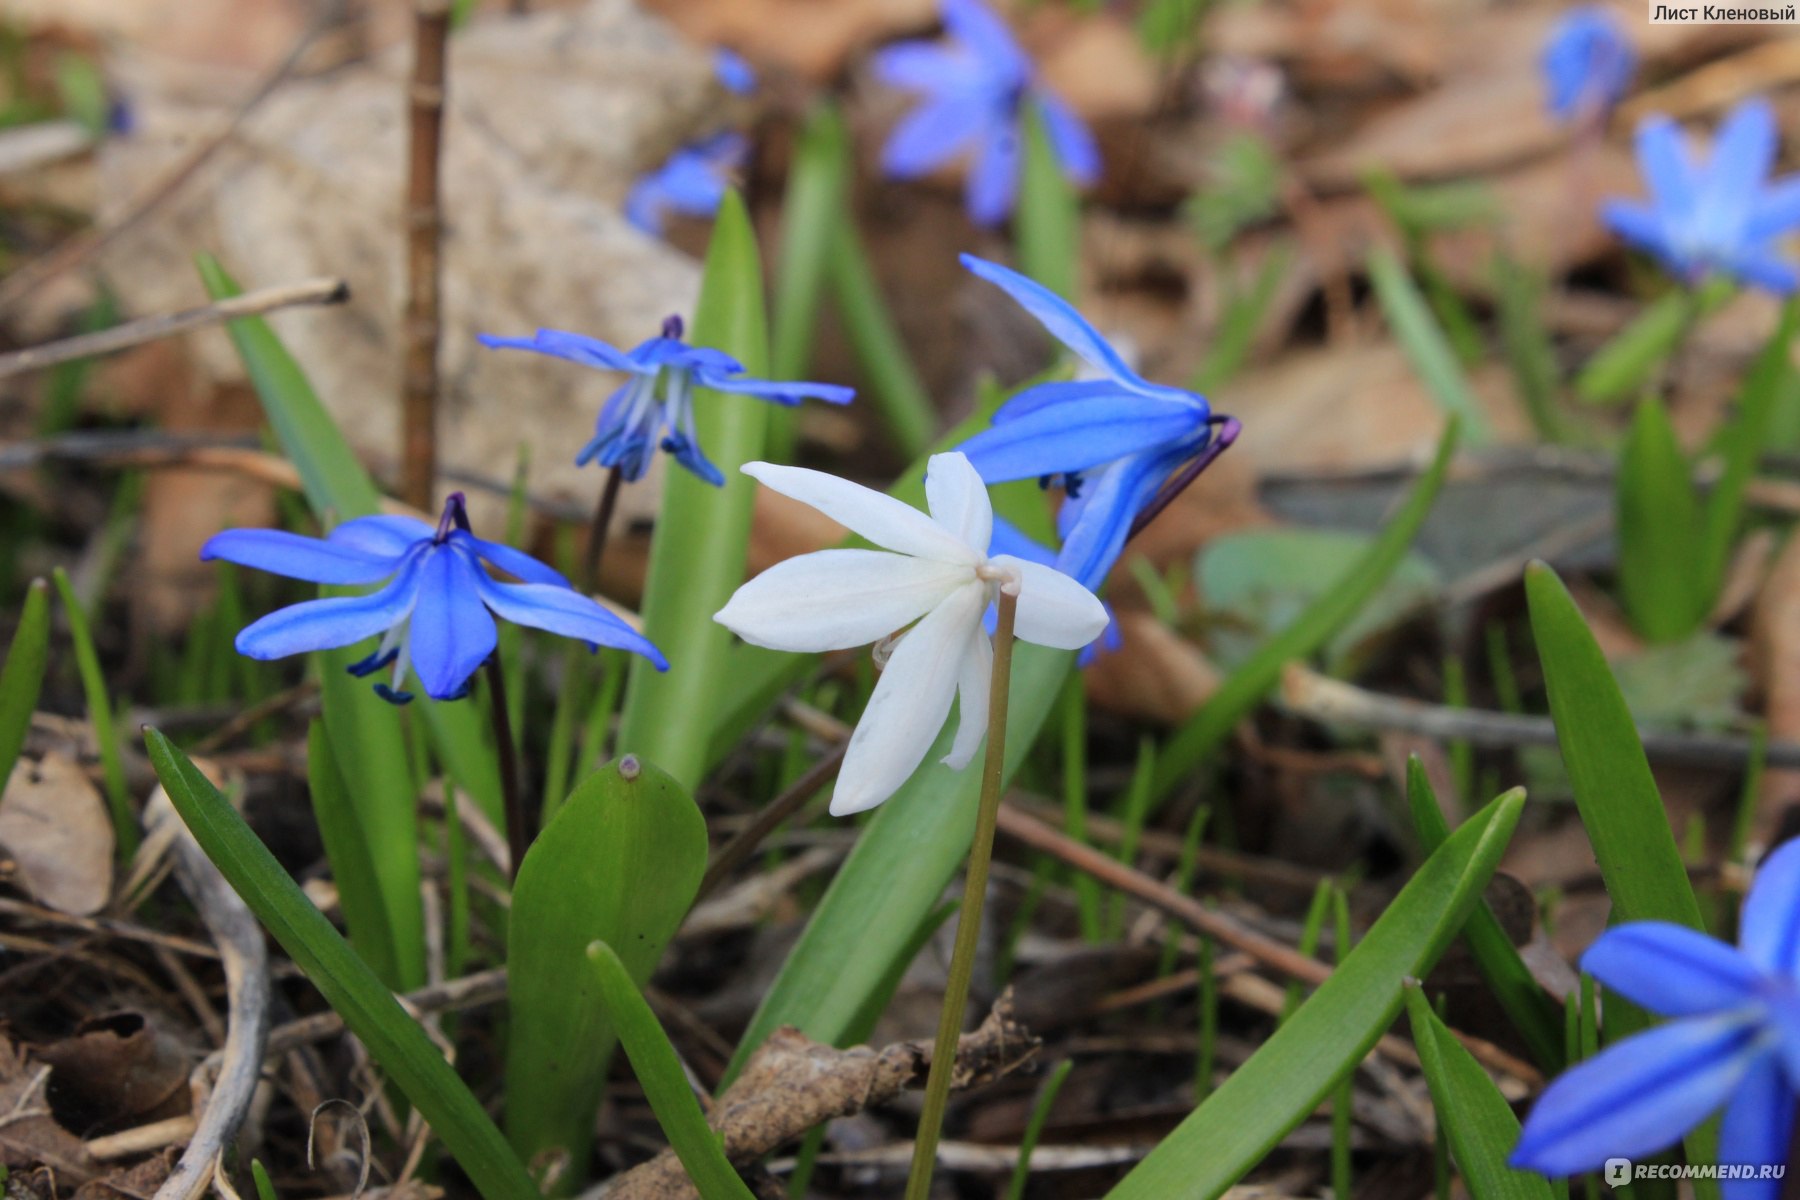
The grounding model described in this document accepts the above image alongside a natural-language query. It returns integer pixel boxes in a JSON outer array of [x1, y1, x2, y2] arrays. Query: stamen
[[374, 683, 415, 705], [435, 491, 472, 542], [661, 314, 685, 340], [346, 647, 399, 678]]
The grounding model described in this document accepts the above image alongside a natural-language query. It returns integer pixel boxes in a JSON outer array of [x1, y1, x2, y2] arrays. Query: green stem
[[483, 653, 528, 882], [904, 588, 1018, 1200]]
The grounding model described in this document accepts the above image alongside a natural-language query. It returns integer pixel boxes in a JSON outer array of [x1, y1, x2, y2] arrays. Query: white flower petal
[[991, 555, 1110, 650], [831, 582, 986, 816], [714, 549, 969, 652], [924, 451, 993, 554], [942, 619, 992, 770], [742, 462, 977, 564]]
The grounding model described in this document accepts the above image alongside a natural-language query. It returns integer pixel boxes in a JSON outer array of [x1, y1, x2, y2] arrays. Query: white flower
[[715, 451, 1109, 816]]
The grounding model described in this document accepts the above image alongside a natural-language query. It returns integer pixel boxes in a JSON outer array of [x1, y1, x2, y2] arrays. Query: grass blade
[[51, 567, 134, 856], [771, 105, 848, 381], [0, 579, 50, 784], [589, 941, 756, 1200], [144, 728, 538, 1200], [1106, 788, 1526, 1199], [306, 720, 402, 989], [1150, 419, 1458, 801], [1404, 985, 1556, 1200], [826, 219, 936, 460], [1574, 283, 1727, 406], [1616, 396, 1705, 642], [615, 191, 771, 792], [1368, 248, 1491, 443], [1017, 101, 1079, 300]]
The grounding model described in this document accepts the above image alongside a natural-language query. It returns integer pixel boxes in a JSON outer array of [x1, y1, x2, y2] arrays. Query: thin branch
[[697, 741, 846, 901], [400, 0, 451, 511], [0, 278, 348, 381]]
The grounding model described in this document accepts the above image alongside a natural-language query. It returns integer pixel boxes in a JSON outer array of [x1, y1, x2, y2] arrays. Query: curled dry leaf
[[605, 991, 1039, 1200], [0, 753, 115, 916], [37, 1013, 194, 1126]]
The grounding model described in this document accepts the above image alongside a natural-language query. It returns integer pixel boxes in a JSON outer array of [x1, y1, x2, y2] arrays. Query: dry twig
[[400, 0, 451, 510]]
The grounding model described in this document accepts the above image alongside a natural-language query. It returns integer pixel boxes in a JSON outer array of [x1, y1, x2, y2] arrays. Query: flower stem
[[483, 653, 529, 881], [904, 587, 1019, 1200], [582, 466, 625, 594]]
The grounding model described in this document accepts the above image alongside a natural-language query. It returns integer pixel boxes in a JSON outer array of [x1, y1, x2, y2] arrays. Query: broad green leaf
[[1700, 299, 1798, 600], [1106, 789, 1526, 1199], [826, 217, 936, 460], [144, 729, 537, 1200], [196, 256, 504, 830], [1525, 562, 1704, 932], [0, 579, 49, 784], [51, 568, 134, 856], [1406, 758, 1563, 1071], [588, 941, 756, 1200], [1150, 419, 1458, 801], [306, 720, 402, 989], [771, 105, 848, 381], [1403, 985, 1555, 1200], [615, 191, 770, 792], [1368, 248, 1491, 443], [1575, 280, 1731, 406], [505, 757, 707, 1187], [1018, 102, 1079, 300], [1617, 396, 1705, 643]]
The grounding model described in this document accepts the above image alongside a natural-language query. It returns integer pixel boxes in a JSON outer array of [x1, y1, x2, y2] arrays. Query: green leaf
[[195, 255, 504, 831], [1018, 101, 1080, 300], [1617, 397, 1706, 643], [1406, 758, 1563, 1072], [50, 568, 134, 856], [588, 942, 757, 1200], [1367, 248, 1491, 443], [505, 757, 708, 1187], [1150, 419, 1458, 801], [1105, 788, 1526, 1199], [0, 579, 50, 785], [143, 729, 537, 1200], [1492, 255, 1568, 443], [306, 720, 402, 989], [1189, 243, 1290, 393], [1403, 985, 1556, 1200], [1575, 282, 1731, 406], [615, 192, 770, 792], [771, 105, 849, 381], [1699, 299, 1798, 601], [826, 217, 936, 461], [1525, 562, 1704, 932], [250, 1161, 279, 1200]]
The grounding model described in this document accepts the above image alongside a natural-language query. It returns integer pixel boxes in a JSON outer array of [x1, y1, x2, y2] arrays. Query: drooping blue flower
[[201, 494, 667, 704], [1603, 98, 1800, 294], [873, 0, 1099, 226], [988, 516, 1122, 664], [623, 131, 747, 236], [954, 254, 1231, 592], [480, 315, 854, 486], [1511, 838, 1800, 1197], [714, 48, 756, 94], [1540, 7, 1636, 124]]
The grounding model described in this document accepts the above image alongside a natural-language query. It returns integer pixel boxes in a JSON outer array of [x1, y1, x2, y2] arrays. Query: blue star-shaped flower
[[713, 48, 756, 95], [480, 315, 854, 486], [201, 494, 667, 704], [954, 254, 1228, 592], [1603, 97, 1800, 294], [624, 132, 747, 237], [1540, 6, 1635, 124], [1511, 838, 1800, 1198], [874, 0, 1099, 226]]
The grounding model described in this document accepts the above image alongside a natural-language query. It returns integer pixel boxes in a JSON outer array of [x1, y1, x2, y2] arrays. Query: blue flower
[[873, 0, 1099, 226], [1540, 7, 1635, 124], [201, 494, 667, 704], [714, 48, 756, 94], [954, 254, 1229, 592], [1511, 838, 1800, 1198], [1603, 98, 1800, 293], [623, 131, 747, 236], [480, 315, 854, 486]]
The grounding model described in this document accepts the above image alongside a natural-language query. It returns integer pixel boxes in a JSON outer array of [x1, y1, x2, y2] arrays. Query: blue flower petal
[[1724, 249, 1799, 295], [1705, 97, 1778, 203], [480, 329, 641, 374], [700, 374, 856, 406], [883, 92, 986, 177], [625, 176, 667, 235], [201, 528, 397, 585], [328, 515, 434, 557], [940, 0, 1028, 82], [991, 378, 1126, 425], [654, 153, 732, 216], [713, 47, 756, 94], [958, 391, 1208, 482], [1635, 116, 1698, 216], [235, 559, 424, 660], [1053, 450, 1173, 590], [1579, 922, 1765, 1016], [967, 113, 1021, 226], [873, 41, 975, 93], [407, 548, 498, 700], [1035, 91, 1100, 186], [1603, 200, 1675, 260], [1510, 1012, 1765, 1177], [448, 531, 570, 589], [1739, 838, 1800, 977], [1747, 178, 1800, 242], [474, 573, 668, 670], [960, 254, 1150, 388], [1718, 1052, 1795, 1200], [986, 515, 1056, 566]]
